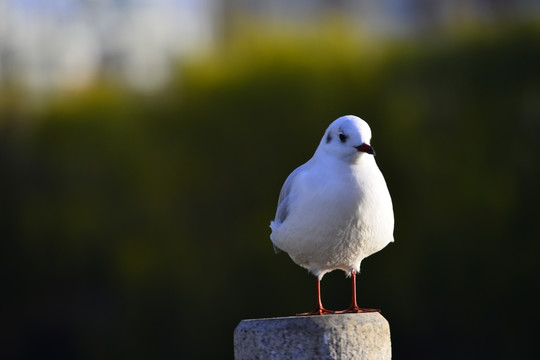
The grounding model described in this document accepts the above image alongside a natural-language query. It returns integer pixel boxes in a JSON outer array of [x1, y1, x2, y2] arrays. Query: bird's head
[[317, 115, 375, 161]]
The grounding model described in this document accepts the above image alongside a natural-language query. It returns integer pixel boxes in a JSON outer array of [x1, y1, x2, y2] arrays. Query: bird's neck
[[314, 151, 375, 169]]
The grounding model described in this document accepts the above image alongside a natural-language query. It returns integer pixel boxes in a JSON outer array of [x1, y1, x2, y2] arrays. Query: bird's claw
[[335, 306, 380, 314], [297, 308, 335, 316]]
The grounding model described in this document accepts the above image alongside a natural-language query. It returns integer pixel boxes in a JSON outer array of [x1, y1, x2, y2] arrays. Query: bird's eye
[[339, 133, 347, 143]]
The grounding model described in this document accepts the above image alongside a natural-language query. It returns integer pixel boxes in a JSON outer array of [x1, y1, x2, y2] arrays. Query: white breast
[[270, 157, 394, 277]]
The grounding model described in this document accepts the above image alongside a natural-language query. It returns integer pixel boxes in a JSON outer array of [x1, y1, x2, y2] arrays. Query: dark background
[[2, 5, 540, 360]]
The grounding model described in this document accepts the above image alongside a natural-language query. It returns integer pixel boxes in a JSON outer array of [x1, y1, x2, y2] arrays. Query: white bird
[[270, 115, 394, 315]]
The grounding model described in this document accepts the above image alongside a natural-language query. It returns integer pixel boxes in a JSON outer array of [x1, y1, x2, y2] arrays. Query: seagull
[[270, 115, 394, 315]]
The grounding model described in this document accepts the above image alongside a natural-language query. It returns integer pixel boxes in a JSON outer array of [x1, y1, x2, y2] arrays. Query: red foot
[[338, 270, 380, 314], [297, 308, 334, 316], [336, 306, 380, 314], [298, 276, 334, 315]]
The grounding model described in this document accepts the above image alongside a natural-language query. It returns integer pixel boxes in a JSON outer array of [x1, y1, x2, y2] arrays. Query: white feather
[[270, 115, 394, 279]]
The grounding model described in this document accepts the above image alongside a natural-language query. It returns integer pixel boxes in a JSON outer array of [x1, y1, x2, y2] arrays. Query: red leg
[[297, 276, 333, 315], [338, 270, 380, 314]]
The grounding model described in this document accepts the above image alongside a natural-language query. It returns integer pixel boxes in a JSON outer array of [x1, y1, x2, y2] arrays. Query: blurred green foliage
[[2, 24, 540, 359]]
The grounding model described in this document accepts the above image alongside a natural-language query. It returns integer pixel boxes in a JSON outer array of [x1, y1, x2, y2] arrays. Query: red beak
[[355, 143, 375, 155]]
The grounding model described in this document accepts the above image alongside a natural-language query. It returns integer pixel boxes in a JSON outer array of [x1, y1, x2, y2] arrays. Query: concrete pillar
[[234, 313, 391, 360]]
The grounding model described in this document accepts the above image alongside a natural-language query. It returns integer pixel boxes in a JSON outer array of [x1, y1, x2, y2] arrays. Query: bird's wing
[[271, 164, 306, 254], [274, 163, 307, 224]]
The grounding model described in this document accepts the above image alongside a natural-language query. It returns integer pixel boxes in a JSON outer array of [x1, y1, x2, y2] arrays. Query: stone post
[[234, 313, 391, 360]]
